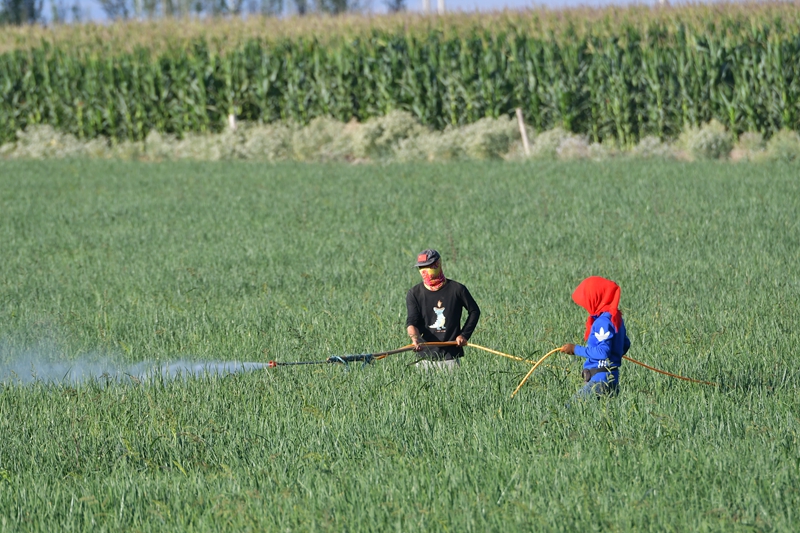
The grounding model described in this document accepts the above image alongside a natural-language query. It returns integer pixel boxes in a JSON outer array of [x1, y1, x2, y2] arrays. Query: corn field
[[2, 4, 800, 145]]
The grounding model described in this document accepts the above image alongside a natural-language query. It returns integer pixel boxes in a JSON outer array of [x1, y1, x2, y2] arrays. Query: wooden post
[[422, 0, 430, 13], [437, 0, 445, 14], [227, 113, 237, 132], [515, 108, 530, 157]]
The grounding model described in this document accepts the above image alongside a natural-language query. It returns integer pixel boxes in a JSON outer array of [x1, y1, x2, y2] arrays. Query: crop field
[[5, 2, 800, 146], [1, 159, 799, 531]]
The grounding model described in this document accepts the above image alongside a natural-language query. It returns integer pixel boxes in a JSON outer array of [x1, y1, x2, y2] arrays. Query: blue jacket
[[574, 312, 631, 383]]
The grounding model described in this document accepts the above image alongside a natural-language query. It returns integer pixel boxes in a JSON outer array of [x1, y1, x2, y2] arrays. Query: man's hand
[[560, 343, 576, 355], [456, 335, 467, 347], [407, 326, 423, 351], [412, 337, 423, 351]]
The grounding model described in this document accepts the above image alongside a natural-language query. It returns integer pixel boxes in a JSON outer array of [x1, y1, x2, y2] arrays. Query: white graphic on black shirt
[[429, 300, 446, 331]]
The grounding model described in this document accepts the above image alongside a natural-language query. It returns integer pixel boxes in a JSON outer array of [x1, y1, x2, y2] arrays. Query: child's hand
[[560, 343, 576, 355]]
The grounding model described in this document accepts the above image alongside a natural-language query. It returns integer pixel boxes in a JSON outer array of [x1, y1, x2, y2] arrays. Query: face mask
[[420, 260, 446, 291]]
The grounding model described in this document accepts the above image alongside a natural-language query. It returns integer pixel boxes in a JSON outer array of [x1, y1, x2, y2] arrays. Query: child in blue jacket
[[560, 276, 631, 399]]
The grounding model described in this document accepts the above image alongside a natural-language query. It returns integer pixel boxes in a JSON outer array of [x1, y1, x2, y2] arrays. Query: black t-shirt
[[405, 280, 480, 360]]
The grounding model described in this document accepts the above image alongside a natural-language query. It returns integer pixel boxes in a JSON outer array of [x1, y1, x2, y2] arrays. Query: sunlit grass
[[0, 159, 798, 530]]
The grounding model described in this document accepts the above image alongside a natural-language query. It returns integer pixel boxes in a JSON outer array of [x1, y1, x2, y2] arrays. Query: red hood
[[571, 276, 622, 341]]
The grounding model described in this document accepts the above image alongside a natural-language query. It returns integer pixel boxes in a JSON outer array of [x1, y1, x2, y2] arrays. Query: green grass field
[[1, 160, 799, 531]]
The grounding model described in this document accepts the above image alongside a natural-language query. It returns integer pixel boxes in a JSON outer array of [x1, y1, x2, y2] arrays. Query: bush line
[[3, 113, 800, 163]]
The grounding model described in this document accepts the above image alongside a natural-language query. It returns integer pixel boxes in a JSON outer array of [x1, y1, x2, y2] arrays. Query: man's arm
[[407, 325, 422, 350], [458, 286, 481, 344], [406, 290, 424, 351]]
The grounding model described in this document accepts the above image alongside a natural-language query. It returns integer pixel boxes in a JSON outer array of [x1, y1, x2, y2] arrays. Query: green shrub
[[179, 131, 244, 161], [630, 135, 675, 159], [730, 132, 766, 162], [7, 125, 99, 159], [352, 111, 424, 160], [529, 128, 570, 160], [460, 117, 518, 160], [587, 142, 617, 161], [108, 140, 145, 161], [765, 129, 800, 162], [556, 135, 590, 161], [143, 130, 178, 160], [737, 132, 765, 152], [677, 119, 733, 160], [526, 128, 592, 161], [2, 117, 798, 165], [394, 127, 464, 162], [240, 123, 295, 162], [392, 136, 427, 162], [291, 117, 354, 162]]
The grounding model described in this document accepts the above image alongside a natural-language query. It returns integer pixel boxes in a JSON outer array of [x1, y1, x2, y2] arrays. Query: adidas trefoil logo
[[594, 327, 611, 342]]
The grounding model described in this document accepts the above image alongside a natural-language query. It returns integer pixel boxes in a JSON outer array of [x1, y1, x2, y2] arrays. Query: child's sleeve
[[574, 320, 615, 360]]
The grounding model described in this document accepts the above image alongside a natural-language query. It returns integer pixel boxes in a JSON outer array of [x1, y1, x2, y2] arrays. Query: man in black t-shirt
[[406, 249, 480, 369]]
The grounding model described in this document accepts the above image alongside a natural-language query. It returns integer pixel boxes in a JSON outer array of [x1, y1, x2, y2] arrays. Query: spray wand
[[267, 341, 460, 368]]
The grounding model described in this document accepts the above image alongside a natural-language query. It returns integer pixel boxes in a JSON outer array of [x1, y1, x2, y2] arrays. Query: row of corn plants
[[2, 23, 800, 145], [5, 3, 800, 56]]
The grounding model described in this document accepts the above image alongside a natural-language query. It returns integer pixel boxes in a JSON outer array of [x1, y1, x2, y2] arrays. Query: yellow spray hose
[[465, 342, 536, 364], [465, 344, 718, 396], [509, 347, 563, 398], [507, 349, 719, 397], [466, 343, 570, 374], [326, 340, 718, 394], [623, 355, 718, 387]]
